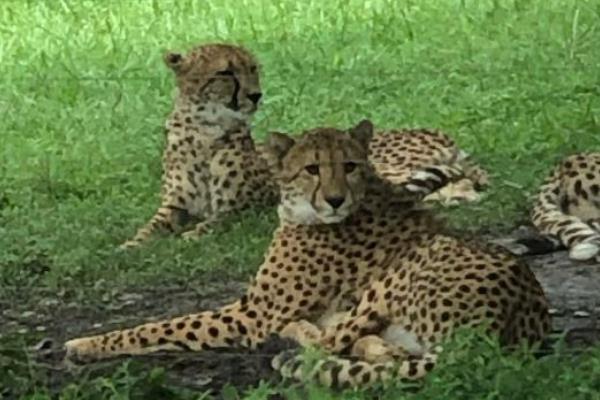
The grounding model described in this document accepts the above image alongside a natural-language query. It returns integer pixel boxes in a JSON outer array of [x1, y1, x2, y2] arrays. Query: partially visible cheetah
[[499, 152, 600, 261], [366, 129, 488, 205], [120, 43, 277, 249], [120, 43, 487, 249], [65, 120, 549, 388]]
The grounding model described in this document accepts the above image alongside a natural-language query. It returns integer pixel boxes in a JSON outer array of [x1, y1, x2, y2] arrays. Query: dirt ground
[[1, 231, 600, 397]]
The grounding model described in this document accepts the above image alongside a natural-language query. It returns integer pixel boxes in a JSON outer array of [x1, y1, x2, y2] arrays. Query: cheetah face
[[266, 120, 374, 225], [164, 43, 262, 122]]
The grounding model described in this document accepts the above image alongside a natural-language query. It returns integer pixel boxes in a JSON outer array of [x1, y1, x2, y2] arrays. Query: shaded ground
[[1, 232, 599, 397]]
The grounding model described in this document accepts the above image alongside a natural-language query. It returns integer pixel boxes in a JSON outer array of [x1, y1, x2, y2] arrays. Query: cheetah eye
[[216, 70, 234, 76], [344, 162, 357, 173], [305, 164, 320, 175]]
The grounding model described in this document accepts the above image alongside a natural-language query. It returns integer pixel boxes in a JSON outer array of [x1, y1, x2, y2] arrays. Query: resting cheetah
[[65, 120, 549, 387], [366, 129, 488, 206], [120, 43, 277, 249], [500, 153, 600, 261], [120, 43, 487, 248]]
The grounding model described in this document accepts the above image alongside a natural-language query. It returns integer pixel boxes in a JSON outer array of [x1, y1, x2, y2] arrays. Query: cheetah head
[[266, 120, 374, 225], [164, 43, 262, 123]]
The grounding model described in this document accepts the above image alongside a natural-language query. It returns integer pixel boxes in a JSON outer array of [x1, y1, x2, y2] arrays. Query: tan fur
[[122, 43, 486, 248], [65, 121, 549, 388], [120, 43, 277, 249], [367, 129, 489, 204], [531, 153, 600, 260]]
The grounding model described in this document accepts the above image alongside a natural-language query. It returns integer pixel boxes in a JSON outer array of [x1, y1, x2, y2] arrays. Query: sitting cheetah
[[120, 42, 487, 248], [498, 153, 600, 261], [65, 120, 549, 387], [119, 43, 278, 249]]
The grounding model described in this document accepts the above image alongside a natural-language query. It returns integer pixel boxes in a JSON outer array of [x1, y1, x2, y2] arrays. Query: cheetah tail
[[272, 350, 438, 388], [397, 164, 466, 200], [497, 235, 565, 256]]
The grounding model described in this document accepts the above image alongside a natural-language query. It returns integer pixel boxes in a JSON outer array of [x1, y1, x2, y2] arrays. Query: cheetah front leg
[[64, 300, 266, 361], [120, 205, 192, 249], [350, 335, 411, 363], [318, 286, 390, 354], [181, 215, 218, 241]]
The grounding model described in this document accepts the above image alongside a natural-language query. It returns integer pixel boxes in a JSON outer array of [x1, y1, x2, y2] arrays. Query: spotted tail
[[272, 349, 438, 388], [393, 164, 467, 201]]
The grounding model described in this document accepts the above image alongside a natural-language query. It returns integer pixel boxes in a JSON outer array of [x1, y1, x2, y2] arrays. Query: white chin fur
[[198, 104, 248, 125], [280, 201, 319, 225], [318, 214, 347, 224], [280, 200, 349, 225]]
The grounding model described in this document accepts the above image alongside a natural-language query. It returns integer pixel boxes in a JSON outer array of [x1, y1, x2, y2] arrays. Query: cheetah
[[261, 126, 489, 207], [120, 43, 487, 249], [65, 120, 549, 388], [498, 153, 600, 261], [365, 129, 488, 206], [119, 43, 278, 249]]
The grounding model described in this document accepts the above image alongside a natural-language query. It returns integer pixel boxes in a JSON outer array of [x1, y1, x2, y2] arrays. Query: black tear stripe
[[227, 76, 240, 111], [310, 149, 321, 206], [311, 180, 322, 206], [341, 145, 352, 198]]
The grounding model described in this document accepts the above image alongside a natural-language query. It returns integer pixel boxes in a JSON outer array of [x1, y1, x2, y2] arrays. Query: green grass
[[5, 331, 600, 400], [1, 0, 600, 398]]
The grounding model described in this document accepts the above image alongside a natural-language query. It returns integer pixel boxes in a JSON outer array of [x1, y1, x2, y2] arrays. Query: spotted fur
[[501, 153, 600, 261], [120, 43, 277, 249], [367, 129, 488, 205], [65, 121, 549, 388], [121, 44, 487, 249]]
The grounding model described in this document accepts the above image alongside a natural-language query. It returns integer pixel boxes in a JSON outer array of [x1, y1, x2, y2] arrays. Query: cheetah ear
[[349, 119, 374, 148], [266, 132, 296, 161], [164, 51, 186, 74]]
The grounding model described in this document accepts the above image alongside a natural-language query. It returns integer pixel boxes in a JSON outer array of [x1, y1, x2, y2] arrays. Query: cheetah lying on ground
[[66, 120, 549, 387], [496, 153, 600, 261], [120, 42, 487, 249], [366, 129, 488, 206]]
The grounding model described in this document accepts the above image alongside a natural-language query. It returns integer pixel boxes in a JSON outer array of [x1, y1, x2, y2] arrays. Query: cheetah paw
[[181, 230, 202, 241], [63, 338, 98, 363], [351, 335, 409, 363], [118, 241, 140, 251], [425, 179, 482, 206], [280, 320, 323, 347], [181, 221, 213, 241], [570, 242, 600, 261]]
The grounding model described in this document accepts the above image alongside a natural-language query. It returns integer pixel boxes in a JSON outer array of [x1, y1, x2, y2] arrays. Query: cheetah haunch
[[66, 120, 549, 388]]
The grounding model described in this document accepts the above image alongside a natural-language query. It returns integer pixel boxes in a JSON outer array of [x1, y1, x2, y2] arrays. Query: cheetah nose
[[247, 92, 262, 104], [325, 196, 345, 209]]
